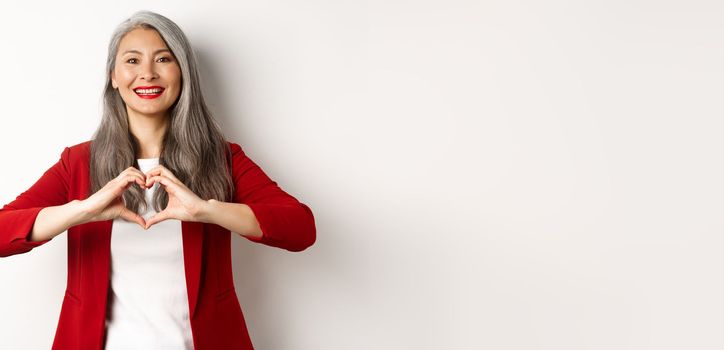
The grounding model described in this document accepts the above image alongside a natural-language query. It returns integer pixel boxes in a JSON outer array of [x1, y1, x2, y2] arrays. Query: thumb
[[119, 206, 147, 230], [145, 210, 170, 229]]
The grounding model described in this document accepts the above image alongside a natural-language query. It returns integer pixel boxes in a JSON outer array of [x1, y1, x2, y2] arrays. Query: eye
[[158, 56, 173, 62], [126, 58, 138, 64]]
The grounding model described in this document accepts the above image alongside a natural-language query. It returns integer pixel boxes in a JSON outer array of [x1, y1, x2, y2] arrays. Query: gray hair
[[90, 10, 234, 215]]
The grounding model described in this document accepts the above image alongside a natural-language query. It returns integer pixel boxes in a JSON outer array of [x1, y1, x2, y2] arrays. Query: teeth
[[135, 88, 163, 94]]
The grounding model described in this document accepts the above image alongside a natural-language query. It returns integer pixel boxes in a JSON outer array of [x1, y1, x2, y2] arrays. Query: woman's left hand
[[143, 165, 207, 229]]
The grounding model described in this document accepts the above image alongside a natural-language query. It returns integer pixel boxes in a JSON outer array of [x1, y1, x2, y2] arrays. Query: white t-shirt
[[104, 157, 195, 350]]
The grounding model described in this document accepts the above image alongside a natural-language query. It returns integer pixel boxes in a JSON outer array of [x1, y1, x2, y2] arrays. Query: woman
[[0, 10, 316, 350]]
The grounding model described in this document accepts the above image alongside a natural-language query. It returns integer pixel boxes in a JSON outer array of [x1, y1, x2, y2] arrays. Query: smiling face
[[111, 27, 182, 120]]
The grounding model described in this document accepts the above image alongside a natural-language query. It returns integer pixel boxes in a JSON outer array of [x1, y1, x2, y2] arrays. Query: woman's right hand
[[78, 167, 150, 229]]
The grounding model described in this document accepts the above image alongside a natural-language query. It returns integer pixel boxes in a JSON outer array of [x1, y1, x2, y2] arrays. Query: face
[[111, 28, 181, 120]]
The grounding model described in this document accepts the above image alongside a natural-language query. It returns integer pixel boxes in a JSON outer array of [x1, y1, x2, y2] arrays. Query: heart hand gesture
[[78, 165, 207, 230], [142, 165, 207, 229], [79, 167, 150, 229]]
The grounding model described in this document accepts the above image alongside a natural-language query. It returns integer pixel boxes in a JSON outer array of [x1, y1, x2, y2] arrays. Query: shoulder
[[225, 140, 244, 155], [225, 141, 251, 163], [68, 140, 92, 153], [54, 140, 92, 165], [224, 141, 261, 175]]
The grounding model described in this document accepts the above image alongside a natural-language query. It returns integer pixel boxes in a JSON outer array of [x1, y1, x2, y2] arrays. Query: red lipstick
[[133, 85, 165, 99]]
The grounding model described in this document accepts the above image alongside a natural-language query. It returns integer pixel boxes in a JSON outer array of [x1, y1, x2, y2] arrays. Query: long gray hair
[[90, 10, 234, 215]]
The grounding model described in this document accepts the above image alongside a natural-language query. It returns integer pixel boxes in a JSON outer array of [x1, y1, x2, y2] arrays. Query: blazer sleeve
[[229, 142, 316, 252], [0, 147, 71, 257]]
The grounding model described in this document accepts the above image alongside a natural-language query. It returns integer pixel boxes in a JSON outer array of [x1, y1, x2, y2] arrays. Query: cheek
[[164, 65, 182, 86], [166, 71, 182, 97], [115, 68, 136, 84]]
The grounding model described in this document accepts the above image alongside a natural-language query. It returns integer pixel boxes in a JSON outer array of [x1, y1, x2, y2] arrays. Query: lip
[[133, 85, 165, 99]]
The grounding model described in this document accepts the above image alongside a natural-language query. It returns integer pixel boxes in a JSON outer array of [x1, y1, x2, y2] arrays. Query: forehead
[[118, 28, 170, 54]]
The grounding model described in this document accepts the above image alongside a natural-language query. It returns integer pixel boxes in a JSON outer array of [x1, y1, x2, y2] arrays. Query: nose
[[140, 60, 158, 81]]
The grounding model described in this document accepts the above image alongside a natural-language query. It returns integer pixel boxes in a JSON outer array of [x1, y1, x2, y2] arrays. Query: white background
[[1, 1, 722, 349]]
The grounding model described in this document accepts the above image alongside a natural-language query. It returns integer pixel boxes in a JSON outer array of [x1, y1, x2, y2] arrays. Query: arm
[[29, 199, 88, 242], [197, 200, 263, 240], [201, 142, 316, 252], [0, 147, 73, 257]]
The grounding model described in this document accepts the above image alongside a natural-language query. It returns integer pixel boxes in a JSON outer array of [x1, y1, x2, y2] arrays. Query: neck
[[127, 110, 168, 159]]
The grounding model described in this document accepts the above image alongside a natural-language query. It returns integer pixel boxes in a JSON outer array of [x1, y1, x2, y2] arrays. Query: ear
[[111, 70, 117, 89]]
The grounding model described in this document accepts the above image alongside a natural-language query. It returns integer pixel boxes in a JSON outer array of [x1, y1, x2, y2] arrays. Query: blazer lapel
[[88, 220, 111, 299], [80, 219, 112, 349], [182, 220, 204, 319]]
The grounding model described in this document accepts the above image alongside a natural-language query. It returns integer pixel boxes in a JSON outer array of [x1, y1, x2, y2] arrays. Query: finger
[[146, 175, 179, 195], [118, 206, 147, 229], [118, 167, 155, 188], [118, 166, 148, 182], [145, 210, 171, 229], [145, 165, 181, 184], [99, 175, 143, 201], [114, 174, 148, 194], [117, 172, 147, 187], [87, 176, 145, 217]]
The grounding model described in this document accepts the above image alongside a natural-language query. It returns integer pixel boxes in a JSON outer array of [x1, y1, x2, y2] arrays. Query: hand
[[79, 167, 149, 229], [143, 165, 208, 229]]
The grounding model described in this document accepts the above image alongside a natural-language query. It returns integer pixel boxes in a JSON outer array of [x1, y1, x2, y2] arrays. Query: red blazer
[[0, 140, 316, 349]]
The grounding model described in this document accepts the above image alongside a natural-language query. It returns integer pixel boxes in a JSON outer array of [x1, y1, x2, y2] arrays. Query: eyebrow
[[121, 49, 172, 55]]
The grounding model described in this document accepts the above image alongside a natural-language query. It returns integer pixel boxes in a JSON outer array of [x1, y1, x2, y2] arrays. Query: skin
[[111, 27, 180, 158], [29, 28, 263, 241]]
